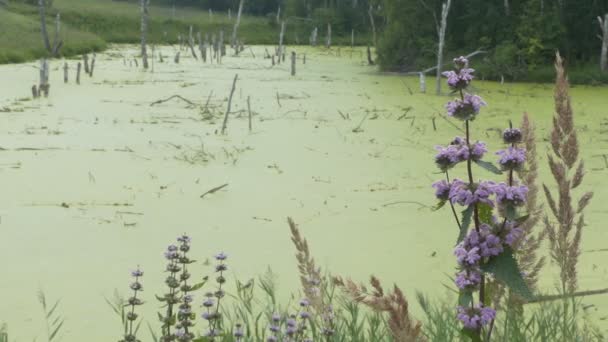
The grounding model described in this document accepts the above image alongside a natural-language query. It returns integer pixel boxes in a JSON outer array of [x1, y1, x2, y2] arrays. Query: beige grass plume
[[543, 52, 593, 295], [334, 276, 425, 342]]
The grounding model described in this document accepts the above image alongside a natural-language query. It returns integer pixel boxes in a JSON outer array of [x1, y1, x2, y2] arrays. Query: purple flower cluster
[[455, 268, 482, 290], [446, 94, 486, 121], [493, 183, 528, 206], [495, 218, 524, 247], [502, 127, 522, 144], [449, 179, 495, 207], [442, 56, 476, 90], [496, 147, 526, 171], [457, 304, 496, 330], [435, 137, 487, 170], [455, 224, 503, 266]]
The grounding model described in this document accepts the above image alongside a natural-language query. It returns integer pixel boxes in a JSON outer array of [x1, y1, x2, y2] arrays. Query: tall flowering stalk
[[175, 235, 195, 342], [201, 252, 228, 339], [120, 267, 144, 342], [159, 244, 182, 341], [433, 57, 534, 340]]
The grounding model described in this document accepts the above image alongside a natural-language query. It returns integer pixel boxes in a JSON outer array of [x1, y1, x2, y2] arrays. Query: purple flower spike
[[449, 180, 495, 207], [496, 147, 526, 171], [443, 67, 475, 90], [215, 252, 228, 261], [453, 56, 469, 69], [446, 94, 486, 121], [493, 183, 528, 206], [432, 180, 451, 201], [131, 269, 144, 278], [503, 128, 522, 144], [455, 269, 482, 290], [457, 304, 496, 330], [470, 141, 487, 161]]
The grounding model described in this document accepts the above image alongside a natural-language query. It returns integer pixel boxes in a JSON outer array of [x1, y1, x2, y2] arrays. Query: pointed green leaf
[[49, 320, 64, 341], [458, 291, 473, 307], [505, 205, 518, 220], [514, 214, 530, 225], [481, 247, 534, 301], [457, 206, 474, 243], [475, 160, 503, 175], [432, 200, 447, 212], [190, 281, 207, 292], [477, 203, 493, 224], [460, 328, 482, 342]]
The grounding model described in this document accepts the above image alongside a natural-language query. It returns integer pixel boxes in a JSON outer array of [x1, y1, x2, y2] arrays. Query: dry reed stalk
[[543, 52, 593, 295], [334, 276, 425, 342], [287, 217, 324, 312], [515, 112, 545, 293]]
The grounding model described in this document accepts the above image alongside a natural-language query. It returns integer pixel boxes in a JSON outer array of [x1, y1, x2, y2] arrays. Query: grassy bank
[[1, 0, 367, 64]]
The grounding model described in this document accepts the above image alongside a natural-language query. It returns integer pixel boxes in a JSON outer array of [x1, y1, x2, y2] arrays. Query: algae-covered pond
[[0, 45, 607, 340]]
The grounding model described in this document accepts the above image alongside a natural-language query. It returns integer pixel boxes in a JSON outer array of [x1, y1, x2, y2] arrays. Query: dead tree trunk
[[504, 0, 510, 15], [326, 23, 332, 48], [39, 59, 50, 97], [52, 13, 62, 56], [291, 51, 296, 76], [599, 14, 608, 72], [310, 27, 318, 46], [197, 32, 204, 62], [368, 4, 377, 48], [231, 0, 245, 47], [89, 53, 96, 77], [83, 54, 89, 74], [276, 6, 281, 24], [221, 74, 239, 135], [63, 62, 68, 83], [141, 0, 150, 69], [419, 72, 426, 93], [38, 0, 51, 53], [187, 26, 198, 59], [435, 0, 452, 95], [219, 30, 226, 58], [279, 21, 286, 62], [211, 34, 217, 62], [76, 62, 81, 84]]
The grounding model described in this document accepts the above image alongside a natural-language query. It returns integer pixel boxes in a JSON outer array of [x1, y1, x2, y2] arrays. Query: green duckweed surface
[[0, 45, 607, 340]]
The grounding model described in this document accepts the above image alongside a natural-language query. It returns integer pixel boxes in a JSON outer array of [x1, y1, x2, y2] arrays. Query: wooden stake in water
[[63, 62, 68, 83], [291, 51, 296, 76], [89, 53, 96, 77], [32, 85, 39, 98], [83, 54, 89, 74], [141, 0, 150, 69], [326, 23, 332, 48], [174, 51, 181, 64], [76, 62, 81, 84], [247, 95, 252, 132], [221, 74, 239, 135]]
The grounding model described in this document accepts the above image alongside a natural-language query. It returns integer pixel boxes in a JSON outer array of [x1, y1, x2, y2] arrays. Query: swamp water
[[0, 45, 607, 340]]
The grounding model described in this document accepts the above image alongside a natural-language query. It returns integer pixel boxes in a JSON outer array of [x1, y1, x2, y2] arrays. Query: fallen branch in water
[[200, 183, 229, 198], [382, 201, 431, 209], [150, 95, 197, 107], [526, 288, 608, 304]]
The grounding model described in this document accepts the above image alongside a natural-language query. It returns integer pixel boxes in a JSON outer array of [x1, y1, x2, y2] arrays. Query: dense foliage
[[378, 0, 608, 82]]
